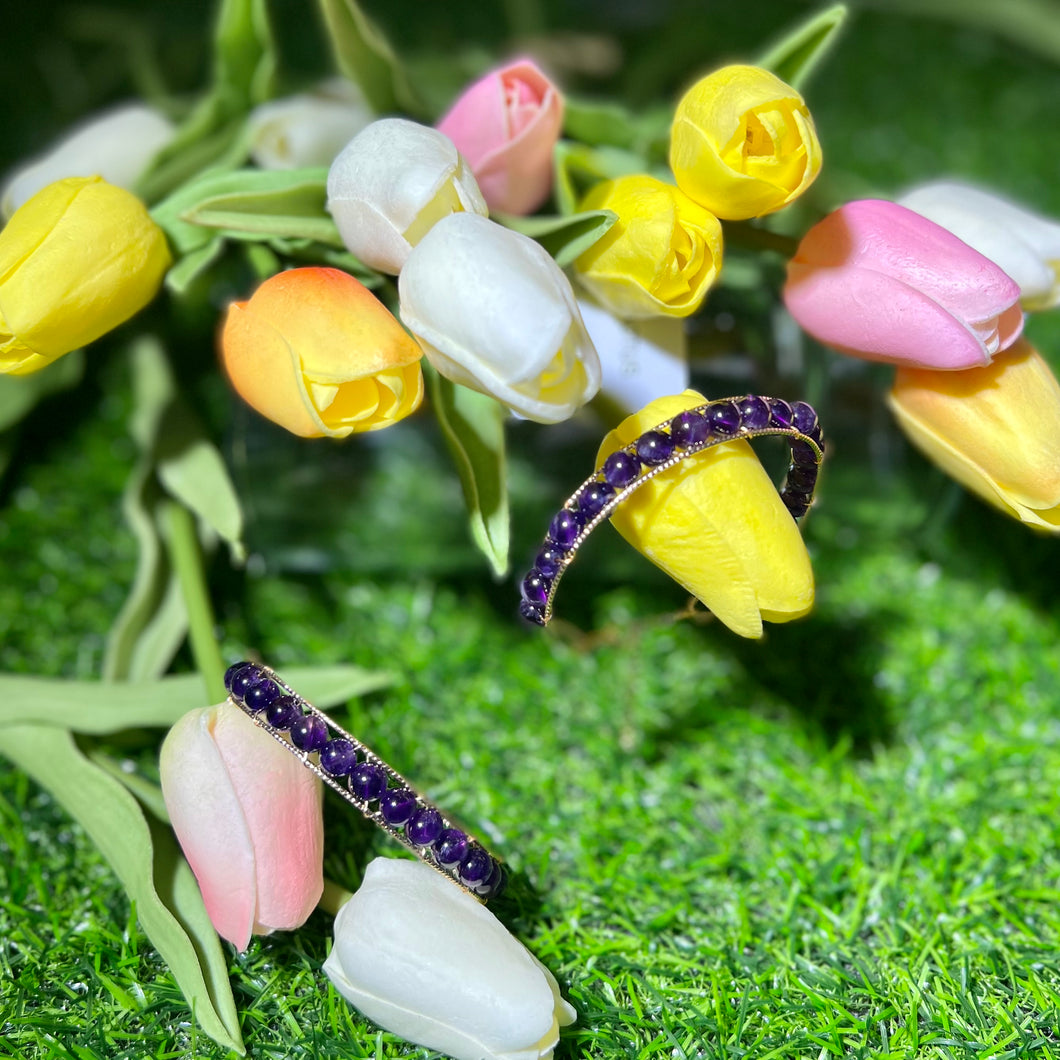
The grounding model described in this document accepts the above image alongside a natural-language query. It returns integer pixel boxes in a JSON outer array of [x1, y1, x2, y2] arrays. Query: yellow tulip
[[573, 174, 723, 319], [886, 339, 1060, 531], [0, 176, 171, 375], [596, 390, 814, 638], [669, 65, 822, 220], [221, 267, 424, 438]]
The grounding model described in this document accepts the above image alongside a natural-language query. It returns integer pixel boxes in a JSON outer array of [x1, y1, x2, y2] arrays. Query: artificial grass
[[3, 3, 1060, 1060]]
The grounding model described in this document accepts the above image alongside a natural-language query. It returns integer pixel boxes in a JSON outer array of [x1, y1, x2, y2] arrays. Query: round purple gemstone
[[244, 677, 281, 713], [576, 480, 615, 520], [518, 600, 545, 626], [458, 846, 493, 886], [350, 762, 387, 801], [548, 508, 582, 550], [476, 859, 507, 898], [790, 440, 819, 468], [787, 465, 818, 492], [406, 807, 444, 846], [290, 713, 328, 753], [636, 430, 674, 466], [602, 449, 641, 488], [737, 395, 771, 431], [534, 544, 564, 578], [434, 828, 469, 866], [709, 400, 741, 435], [791, 400, 818, 435], [265, 694, 301, 730], [380, 787, 417, 826], [227, 663, 262, 701], [320, 738, 357, 776], [769, 398, 794, 429], [224, 661, 255, 694], [784, 494, 810, 518], [670, 410, 710, 448], [520, 569, 550, 607]]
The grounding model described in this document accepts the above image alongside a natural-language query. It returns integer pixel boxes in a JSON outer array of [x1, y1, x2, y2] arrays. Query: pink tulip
[[436, 58, 563, 215], [783, 199, 1023, 369], [160, 703, 324, 951]]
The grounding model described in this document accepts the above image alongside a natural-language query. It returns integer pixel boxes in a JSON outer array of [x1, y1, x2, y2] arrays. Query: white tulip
[[2, 103, 175, 217], [399, 213, 601, 423], [323, 858, 576, 1060], [247, 77, 373, 171], [898, 180, 1060, 311], [326, 118, 488, 275], [578, 297, 687, 418]]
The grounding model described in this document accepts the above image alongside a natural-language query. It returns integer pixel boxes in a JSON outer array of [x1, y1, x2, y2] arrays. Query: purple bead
[[790, 440, 819, 468], [244, 677, 281, 713], [709, 400, 741, 435], [350, 762, 387, 801], [534, 545, 564, 578], [458, 846, 493, 886], [320, 738, 357, 776], [769, 398, 794, 429], [520, 569, 550, 607], [787, 465, 818, 492], [791, 400, 818, 435], [434, 828, 469, 866], [635, 430, 674, 466], [784, 494, 810, 518], [670, 410, 710, 448], [380, 787, 417, 826], [518, 600, 545, 626], [602, 449, 640, 488], [576, 480, 615, 520], [224, 662, 254, 694], [227, 663, 262, 701], [265, 694, 301, 730], [548, 508, 582, 550], [406, 807, 444, 846], [476, 859, 506, 898], [737, 395, 770, 431], [290, 713, 328, 753]]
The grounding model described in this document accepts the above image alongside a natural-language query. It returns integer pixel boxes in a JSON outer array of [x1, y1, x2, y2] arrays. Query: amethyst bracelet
[[224, 661, 505, 901], [519, 395, 825, 626]]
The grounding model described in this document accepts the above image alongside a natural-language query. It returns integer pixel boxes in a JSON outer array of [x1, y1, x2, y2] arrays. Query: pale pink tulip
[[784, 199, 1023, 369], [436, 58, 563, 215], [160, 703, 324, 951]]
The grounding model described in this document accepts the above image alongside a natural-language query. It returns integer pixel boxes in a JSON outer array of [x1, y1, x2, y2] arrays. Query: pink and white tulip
[[783, 199, 1023, 370], [437, 58, 563, 216], [160, 703, 324, 951]]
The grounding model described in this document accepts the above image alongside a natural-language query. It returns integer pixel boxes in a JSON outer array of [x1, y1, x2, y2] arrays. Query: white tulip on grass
[[1, 103, 175, 218], [324, 858, 576, 1060], [326, 118, 488, 275], [398, 213, 602, 424], [899, 180, 1060, 311], [247, 77, 373, 171]]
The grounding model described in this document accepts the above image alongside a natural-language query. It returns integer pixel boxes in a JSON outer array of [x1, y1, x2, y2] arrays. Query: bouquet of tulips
[[1, 1, 1058, 1058]]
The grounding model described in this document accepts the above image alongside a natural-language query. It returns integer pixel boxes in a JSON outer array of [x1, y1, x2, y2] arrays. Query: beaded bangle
[[518, 395, 825, 626], [223, 661, 506, 901]]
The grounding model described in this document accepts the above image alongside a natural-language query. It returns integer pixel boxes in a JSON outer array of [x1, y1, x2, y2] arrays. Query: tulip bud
[[247, 77, 373, 170], [160, 703, 324, 951], [669, 64, 822, 220], [573, 174, 723, 319], [596, 391, 814, 638], [1, 103, 175, 218], [784, 199, 1024, 370], [220, 266, 424, 438], [0, 176, 172, 376], [437, 58, 564, 216], [323, 858, 576, 1060], [399, 213, 601, 424], [886, 339, 1060, 531], [898, 180, 1060, 312], [326, 118, 488, 275]]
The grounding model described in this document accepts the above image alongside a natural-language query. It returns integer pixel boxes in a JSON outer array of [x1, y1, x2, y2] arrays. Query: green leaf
[[553, 140, 657, 215], [0, 351, 84, 433], [426, 365, 509, 578], [317, 0, 419, 114], [0, 667, 394, 733], [213, 0, 276, 107], [498, 209, 617, 269], [756, 4, 848, 89], [563, 97, 671, 158], [0, 725, 245, 1055], [164, 238, 226, 295], [89, 749, 171, 823]]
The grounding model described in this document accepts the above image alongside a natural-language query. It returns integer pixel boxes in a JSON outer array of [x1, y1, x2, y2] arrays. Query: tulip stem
[[319, 877, 354, 916], [160, 499, 227, 703], [724, 222, 799, 257]]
